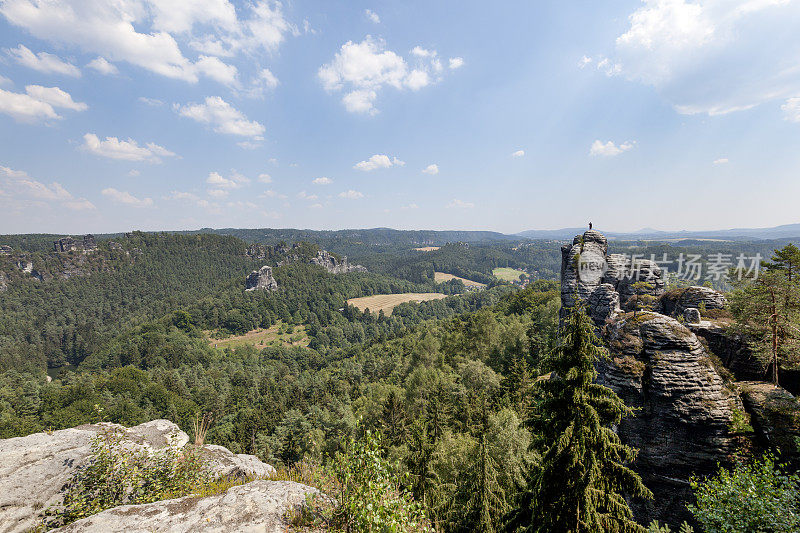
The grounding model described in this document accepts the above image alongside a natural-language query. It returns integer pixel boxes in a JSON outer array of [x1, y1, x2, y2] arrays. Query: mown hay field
[[434, 272, 486, 287], [347, 293, 448, 315]]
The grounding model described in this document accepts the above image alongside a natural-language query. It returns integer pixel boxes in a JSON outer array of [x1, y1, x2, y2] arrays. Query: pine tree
[[464, 401, 506, 533], [504, 304, 652, 533]]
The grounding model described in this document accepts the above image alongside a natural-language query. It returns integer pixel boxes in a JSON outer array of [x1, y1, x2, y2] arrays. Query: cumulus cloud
[[339, 189, 364, 199], [1, 164, 94, 210], [0, 0, 295, 84], [312, 176, 332, 184], [258, 173, 272, 183], [207, 188, 228, 198], [139, 97, 164, 107], [603, 0, 800, 116], [365, 9, 380, 23], [6, 45, 81, 77], [354, 154, 405, 171], [511, 150, 525, 158], [713, 157, 729, 165], [86, 57, 119, 75], [319, 36, 454, 114], [0, 85, 86, 122], [82, 133, 176, 162], [102, 187, 153, 207], [176, 96, 265, 138], [422, 164, 439, 175], [297, 190, 318, 200], [446, 199, 474, 209], [449, 57, 464, 69], [206, 171, 250, 189], [589, 140, 635, 157], [782, 97, 800, 122]]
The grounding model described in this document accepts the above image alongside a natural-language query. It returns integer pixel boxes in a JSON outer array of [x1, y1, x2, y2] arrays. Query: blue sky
[[1, 0, 800, 235]]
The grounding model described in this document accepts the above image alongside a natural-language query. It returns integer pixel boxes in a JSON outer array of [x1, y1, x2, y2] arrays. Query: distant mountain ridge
[[516, 223, 800, 241]]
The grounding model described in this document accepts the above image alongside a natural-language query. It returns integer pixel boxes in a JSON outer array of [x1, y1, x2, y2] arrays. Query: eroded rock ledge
[[0, 420, 290, 533]]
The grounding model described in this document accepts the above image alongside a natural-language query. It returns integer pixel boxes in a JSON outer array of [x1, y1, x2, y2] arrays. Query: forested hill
[[0, 231, 508, 375]]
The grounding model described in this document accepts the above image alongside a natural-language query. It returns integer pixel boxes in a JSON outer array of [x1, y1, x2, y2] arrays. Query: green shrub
[[49, 428, 210, 526], [330, 429, 430, 532], [689, 455, 800, 532]]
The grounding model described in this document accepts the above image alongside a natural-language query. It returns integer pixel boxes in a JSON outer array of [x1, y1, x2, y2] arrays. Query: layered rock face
[[245, 266, 278, 291], [659, 286, 727, 317], [561, 229, 740, 525], [0, 420, 277, 533], [55, 480, 318, 533]]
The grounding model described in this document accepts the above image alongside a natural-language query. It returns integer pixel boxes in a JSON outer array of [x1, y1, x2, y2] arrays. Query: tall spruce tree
[[504, 304, 652, 533]]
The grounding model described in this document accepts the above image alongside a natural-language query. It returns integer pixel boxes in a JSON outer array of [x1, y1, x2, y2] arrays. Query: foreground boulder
[[0, 420, 275, 533], [659, 285, 727, 317], [55, 480, 318, 533]]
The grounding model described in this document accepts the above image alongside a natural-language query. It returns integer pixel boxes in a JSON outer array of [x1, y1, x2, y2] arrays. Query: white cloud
[[401, 203, 419, 210], [167, 190, 199, 201], [0, 0, 295, 84], [310, 203, 323, 209], [448, 57, 464, 69], [237, 141, 262, 150], [511, 150, 525, 158], [365, 9, 380, 23], [1, 164, 94, 209], [82, 133, 176, 162], [319, 36, 454, 114], [260, 189, 285, 199], [297, 190, 318, 200], [578, 55, 592, 68], [339, 189, 364, 199], [607, 0, 800, 116], [177, 96, 265, 138], [102, 187, 153, 207], [206, 171, 250, 189], [0, 85, 86, 122], [86, 57, 119, 75], [258, 173, 272, 183], [6, 45, 80, 77], [446, 199, 474, 209], [139, 97, 164, 106], [25, 85, 87, 111], [194, 55, 238, 85], [207, 188, 228, 198], [782, 97, 800, 122], [589, 140, 636, 157], [354, 154, 405, 171], [422, 164, 439, 175], [128, 169, 141, 177], [713, 157, 729, 165], [312, 176, 332, 185]]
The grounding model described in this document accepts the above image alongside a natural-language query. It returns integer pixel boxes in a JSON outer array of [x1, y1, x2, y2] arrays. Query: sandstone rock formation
[[0, 271, 6, 292], [55, 480, 318, 533], [739, 381, 800, 466], [659, 286, 727, 317], [310, 250, 367, 274], [246, 265, 278, 291], [0, 244, 12, 255], [82, 234, 97, 251], [54, 236, 78, 252], [0, 420, 275, 533], [561, 229, 740, 526]]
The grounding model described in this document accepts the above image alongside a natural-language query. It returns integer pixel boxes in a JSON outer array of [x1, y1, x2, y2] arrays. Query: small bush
[[48, 428, 210, 527]]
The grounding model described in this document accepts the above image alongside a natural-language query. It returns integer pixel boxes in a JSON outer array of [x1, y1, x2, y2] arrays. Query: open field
[[347, 293, 448, 315], [414, 246, 440, 251], [492, 267, 526, 282], [434, 272, 486, 287], [206, 322, 310, 350]]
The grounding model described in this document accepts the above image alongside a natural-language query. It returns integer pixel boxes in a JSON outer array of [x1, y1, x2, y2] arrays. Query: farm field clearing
[[206, 322, 309, 350], [492, 267, 526, 282], [347, 293, 448, 315], [414, 246, 440, 251], [434, 272, 486, 287]]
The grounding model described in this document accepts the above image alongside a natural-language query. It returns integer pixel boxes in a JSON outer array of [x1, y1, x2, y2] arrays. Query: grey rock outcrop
[[82, 234, 97, 251], [55, 480, 318, 533], [0, 244, 12, 255], [0, 271, 6, 292], [54, 237, 78, 252], [0, 420, 276, 533], [245, 266, 278, 291], [683, 307, 701, 324], [561, 229, 740, 526], [659, 286, 727, 317], [739, 381, 800, 466], [310, 250, 367, 274]]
